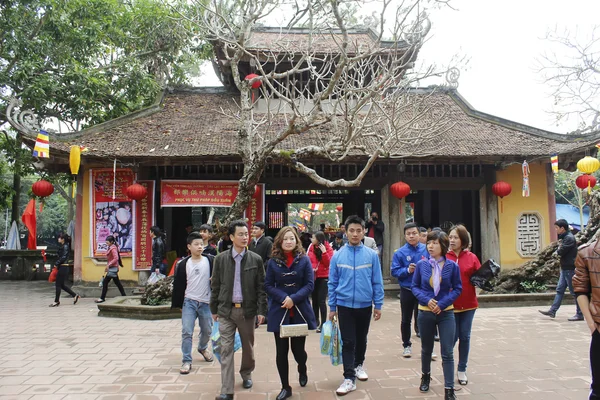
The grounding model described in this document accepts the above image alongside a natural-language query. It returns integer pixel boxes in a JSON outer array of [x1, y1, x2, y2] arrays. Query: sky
[[197, 0, 600, 134]]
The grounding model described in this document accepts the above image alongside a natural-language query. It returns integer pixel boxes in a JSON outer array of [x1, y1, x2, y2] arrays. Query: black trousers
[[337, 305, 372, 381], [400, 287, 419, 347], [591, 329, 600, 400], [100, 275, 126, 300], [55, 266, 76, 302], [312, 278, 328, 327], [273, 332, 307, 388]]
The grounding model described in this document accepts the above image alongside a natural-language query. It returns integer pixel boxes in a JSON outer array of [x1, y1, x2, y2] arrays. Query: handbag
[[107, 266, 118, 278], [48, 267, 58, 283], [279, 306, 309, 338], [470, 259, 501, 292]]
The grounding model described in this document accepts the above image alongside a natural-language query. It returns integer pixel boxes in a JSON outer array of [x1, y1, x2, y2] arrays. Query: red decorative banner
[[160, 180, 239, 207], [91, 169, 134, 257], [245, 184, 265, 227], [133, 181, 155, 270]]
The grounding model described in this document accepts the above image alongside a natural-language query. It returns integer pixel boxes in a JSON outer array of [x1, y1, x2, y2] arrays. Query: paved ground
[[0, 281, 593, 400]]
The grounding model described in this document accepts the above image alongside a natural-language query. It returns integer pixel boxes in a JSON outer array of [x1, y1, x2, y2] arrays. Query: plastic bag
[[99, 276, 104, 287], [470, 259, 501, 292], [48, 267, 57, 283], [329, 318, 343, 366], [211, 321, 242, 364], [147, 272, 165, 285], [320, 321, 332, 355]]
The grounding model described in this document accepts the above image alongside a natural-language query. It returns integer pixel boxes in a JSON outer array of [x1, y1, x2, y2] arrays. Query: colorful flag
[[551, 154, 559, 174], [299, 209, 312, 220], [21, 199, 37, 250], [32, 130, 50, 158], [308, 203, 323, 211]]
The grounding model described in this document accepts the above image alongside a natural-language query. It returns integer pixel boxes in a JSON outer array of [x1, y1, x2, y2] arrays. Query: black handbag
[[470, 259, 501, 291]]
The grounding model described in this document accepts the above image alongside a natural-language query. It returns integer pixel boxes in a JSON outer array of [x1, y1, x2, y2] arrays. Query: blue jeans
[[454, 309, 476, 372], [418, 310, 455, 388], [550, 269, 583, 317], [181, 298, 213, 363]]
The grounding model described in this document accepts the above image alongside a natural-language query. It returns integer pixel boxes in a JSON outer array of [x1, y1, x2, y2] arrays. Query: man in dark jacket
[[248, 221, 272, 266], [539, 219, 584, 321], [210, 220, 267, 400], [171, 232, 215, 375], [365, 211, 384, 256]]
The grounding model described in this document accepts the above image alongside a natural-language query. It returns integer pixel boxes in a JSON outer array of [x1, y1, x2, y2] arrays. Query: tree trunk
[[225, 162, 265, 223], [10, 135, 22, 225]]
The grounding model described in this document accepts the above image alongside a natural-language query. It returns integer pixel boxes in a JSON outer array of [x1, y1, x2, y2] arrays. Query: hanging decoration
[[126, 183, 148, 201], [576, 174, 597, 194], [244, 73, 262, 102], [521, 160, 530, 197], [492, 181, 512, 213], [390, 181, 411, 199], [577, 156, 600, 174], [32, 179, 55, 212], [112, 159, 117, 200], [32, 130, 50, 158], [550, 154, 559, 174], [69, 145, 82, 198], [335, 205, 343, 212]]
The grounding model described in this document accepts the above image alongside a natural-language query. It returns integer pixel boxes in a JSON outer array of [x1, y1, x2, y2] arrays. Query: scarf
[[429, 256, 445, 296]]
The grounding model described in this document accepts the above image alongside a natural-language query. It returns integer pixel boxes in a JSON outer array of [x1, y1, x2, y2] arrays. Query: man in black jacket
[[248, 221, 272, 266], [539, 219, 584, 321], [365, 212, 385, 257], [171, 232, 215, 375]]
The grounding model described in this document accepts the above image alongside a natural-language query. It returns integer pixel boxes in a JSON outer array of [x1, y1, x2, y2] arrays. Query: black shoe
[[242, 378, 253, 389], [299, 373, 308, 387], [49, 302, 60, 307], [568, 315, 585, 321], [419, 373, 430, 392], [215, 395, 233, 400], [73, 295, 80, 304], [445, 388, 457, 400], [538, 310, 556, 318], [276, 387, 292, 400]]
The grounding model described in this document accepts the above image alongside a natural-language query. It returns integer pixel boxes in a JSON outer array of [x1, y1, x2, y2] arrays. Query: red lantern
[[492, 181, 512, 198], [32, 180, 54, 198], [245, 73, 262, 89], [335, 205, 343, 212], [126, 183, 147, 201], [576, 174, 597, 190], [390, 181, 411, 199]]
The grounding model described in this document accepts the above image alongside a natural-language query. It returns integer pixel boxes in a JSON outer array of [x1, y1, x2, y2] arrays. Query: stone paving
[[0, 281, 593, 399]]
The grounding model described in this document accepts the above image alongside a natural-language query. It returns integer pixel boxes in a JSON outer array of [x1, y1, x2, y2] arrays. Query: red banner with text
[[160, 180, 239, 207], [133, 181, 155, 270], [244, 184, 265, 228]]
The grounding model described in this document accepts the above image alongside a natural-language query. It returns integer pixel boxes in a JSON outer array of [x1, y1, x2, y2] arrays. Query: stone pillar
[[480, 167, 501, 263], [382, 184, 404, 280]]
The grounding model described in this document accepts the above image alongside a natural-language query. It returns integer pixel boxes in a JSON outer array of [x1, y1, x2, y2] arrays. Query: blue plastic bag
[[329, 318, 343, 366], [320, 320, 332, 356], [211, 321, 242, 363]]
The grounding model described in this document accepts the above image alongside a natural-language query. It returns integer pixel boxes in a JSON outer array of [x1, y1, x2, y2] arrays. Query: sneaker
[[180, 362, 192, 374], [457, 370, 468, 385], [336, 379, 356, 395], [568, 315, 584, 321], [402, 346, 412, 358], [431, 351, 437, 361], [538, 310, 556, 318], [355, 364, 368, 381]]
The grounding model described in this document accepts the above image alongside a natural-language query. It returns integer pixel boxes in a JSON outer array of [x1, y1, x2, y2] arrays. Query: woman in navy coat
[[265, 226, 317, 400]]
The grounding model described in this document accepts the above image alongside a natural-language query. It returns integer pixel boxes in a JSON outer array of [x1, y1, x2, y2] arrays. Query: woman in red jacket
[[447, 224, 480, 386], [307, 231, 333, 333]]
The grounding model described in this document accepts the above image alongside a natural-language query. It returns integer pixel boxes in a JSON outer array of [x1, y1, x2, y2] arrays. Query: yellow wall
[[497, 163, 551, 270], [81, 166, 139, 283]]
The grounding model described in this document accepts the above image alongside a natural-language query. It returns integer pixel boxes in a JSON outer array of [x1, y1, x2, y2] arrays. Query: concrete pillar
[[480, 167, 501, 263], [73, 171, 84, 283], [382, 184, 404, 280]]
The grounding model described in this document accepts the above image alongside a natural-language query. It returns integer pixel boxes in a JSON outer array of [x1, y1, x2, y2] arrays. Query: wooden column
[[546, 164, 558, 242], [73, 171, 84, 283], [383, 184, 404, 280], [480, 167, 501, 263]]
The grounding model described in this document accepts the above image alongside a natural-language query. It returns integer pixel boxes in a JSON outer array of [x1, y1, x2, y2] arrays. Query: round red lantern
[[491, 181, 512, 198], [245, 73, 262, 89], [335, 205, 343, 212], [390, 181, 411, 199], [126, 183, 147, 201], [32, 180, 54, 198], [576, 174, 597, 190]]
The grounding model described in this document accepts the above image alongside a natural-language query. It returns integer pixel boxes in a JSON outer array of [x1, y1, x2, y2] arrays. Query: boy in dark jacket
[[171, 232, 215, 375], [248, 221, 272, 266]]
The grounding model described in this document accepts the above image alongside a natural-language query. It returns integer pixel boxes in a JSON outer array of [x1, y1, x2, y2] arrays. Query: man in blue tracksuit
[[391, 223, 428, 358], [328, 215, 384, 396]]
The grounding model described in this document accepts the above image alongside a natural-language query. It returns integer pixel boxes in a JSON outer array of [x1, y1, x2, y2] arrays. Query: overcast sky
[[198, 0, 600, 134]]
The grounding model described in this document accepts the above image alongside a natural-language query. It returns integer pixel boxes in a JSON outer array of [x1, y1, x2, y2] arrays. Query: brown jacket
[[573, 241, 600, 325]]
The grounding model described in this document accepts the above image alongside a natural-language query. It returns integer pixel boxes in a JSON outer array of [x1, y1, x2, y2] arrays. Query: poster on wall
[[133, 181, 155, 270], [91, 168, 134, 257]]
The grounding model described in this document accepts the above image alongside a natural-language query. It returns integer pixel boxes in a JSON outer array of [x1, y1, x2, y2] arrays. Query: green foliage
[[519, 280, 547, 293], [141, 276, 174, 306]]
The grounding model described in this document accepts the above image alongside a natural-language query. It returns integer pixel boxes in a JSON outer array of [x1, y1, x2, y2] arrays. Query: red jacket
[[446, 250, 480, 311], [307, 241, 334, 279], [106, 244, 119, 267]]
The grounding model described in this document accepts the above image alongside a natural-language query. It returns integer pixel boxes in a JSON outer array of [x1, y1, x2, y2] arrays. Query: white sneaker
[[402, 346, 412, 358], [431, 351, 438, 361], [458, 370, 468, 385], [336, 379, 357, 395], [355, 364, 368, 381]]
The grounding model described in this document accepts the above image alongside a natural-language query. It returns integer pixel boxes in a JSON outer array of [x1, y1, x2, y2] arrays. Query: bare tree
[[180, 0, 457, 220], [540, 26, 600, 134]]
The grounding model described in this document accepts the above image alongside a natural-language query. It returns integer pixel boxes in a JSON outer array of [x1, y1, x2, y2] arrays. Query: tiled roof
[[34, 87, 600, 163]]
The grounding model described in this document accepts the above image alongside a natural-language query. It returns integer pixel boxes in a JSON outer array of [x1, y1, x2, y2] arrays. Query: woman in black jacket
[[150, 226, 166, 274], [49, 233, 80, 307]]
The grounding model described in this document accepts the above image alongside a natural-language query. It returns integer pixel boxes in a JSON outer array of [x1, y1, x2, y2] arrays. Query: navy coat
[[264, 254, 318, 333]]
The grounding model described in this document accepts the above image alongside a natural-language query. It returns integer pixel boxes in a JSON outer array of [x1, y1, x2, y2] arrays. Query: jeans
[[337, 306, 372, 381], [400, 288, 418, 347], [591, 329, 600, 400], [418, 310, 455, 388], [454, 309, 476, 372], [274, 331, 307, 388], [550, 269, 583, 316], [312, 278, 328, 327], [181, 298, 213, 363], [55, 266, 76, 302]]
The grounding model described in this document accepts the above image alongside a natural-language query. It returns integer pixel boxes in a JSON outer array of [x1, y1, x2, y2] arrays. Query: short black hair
[[187, 231, 203, 245], [185, 223, 193, 228], [252, 221, 266, 231], [554, 219, 570, 231], [404, 222, 418, 233], [335, 232, 344, 239], [150, 226, 162, 236], [419, 226, 427, 233], [228, 220, 248, 236], [427, 230, 450, 255], [198, 224, 213, 233], [432, 227, 442, 232], [57, 232, 71, 245], [344, 215, 365, 229]]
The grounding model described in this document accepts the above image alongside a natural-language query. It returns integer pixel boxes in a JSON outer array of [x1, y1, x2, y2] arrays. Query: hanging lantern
[[390, 181, 411, 199], [492, 181, 512, 213], [244, 73, 262, 89], [335, 205, 343, 212], [32, 180, 54, 198], [576, 174, 597, 194], [126, 183, 147, 201], [69, 145, 82, 198], [577, 156, 600, 174]]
